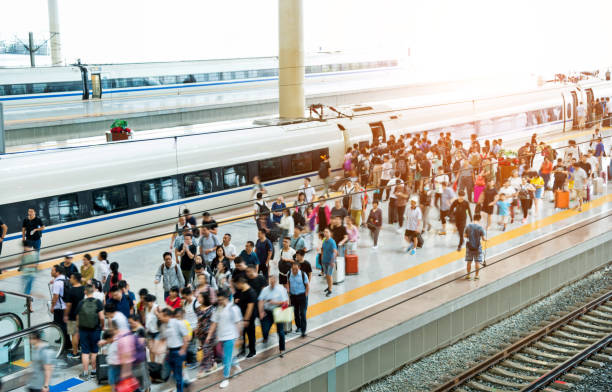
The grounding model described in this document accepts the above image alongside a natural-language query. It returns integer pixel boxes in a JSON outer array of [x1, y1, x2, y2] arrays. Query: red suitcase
[[345, 254, 359, 275], [555, 190, 569, 209]]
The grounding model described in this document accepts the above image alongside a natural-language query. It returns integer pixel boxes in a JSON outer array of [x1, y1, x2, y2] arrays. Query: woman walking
[[196, 291, 217, 378]]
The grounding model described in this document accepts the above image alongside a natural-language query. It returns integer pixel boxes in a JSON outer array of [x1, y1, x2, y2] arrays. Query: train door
[[91, 73, 102, 99], [570, 91, 579, 129], [368, 121, 386, 143], [586, 88, 594, 127]]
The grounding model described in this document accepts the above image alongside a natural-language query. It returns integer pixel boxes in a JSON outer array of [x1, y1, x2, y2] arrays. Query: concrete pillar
[[48, 0, 62, 66], [278, 0, 305, 119]]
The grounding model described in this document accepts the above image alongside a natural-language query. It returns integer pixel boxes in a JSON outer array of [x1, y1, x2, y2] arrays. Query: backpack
[[256, 201, 270, 217], [58, 277, 72, 304], [292, 210, 306, 227], [78, 298, 100, 329]]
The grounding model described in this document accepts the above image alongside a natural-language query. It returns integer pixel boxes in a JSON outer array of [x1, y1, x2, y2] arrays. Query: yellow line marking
[[304, 192, 612, 319], [12, 359, 31, 367], [90, 386, 112, 392]]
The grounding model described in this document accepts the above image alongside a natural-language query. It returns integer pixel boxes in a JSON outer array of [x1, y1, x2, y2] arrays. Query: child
[[493, 193, 510, 231], [165, 286, 182, 309]]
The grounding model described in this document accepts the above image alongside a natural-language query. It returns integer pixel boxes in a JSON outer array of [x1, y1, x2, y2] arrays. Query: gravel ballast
[[360, 266, 612, 392]]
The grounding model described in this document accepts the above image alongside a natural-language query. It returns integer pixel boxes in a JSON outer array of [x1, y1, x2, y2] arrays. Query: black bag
[[148, 362, 170, 383], [96, 353, 109, 384], [416, 233, 424, 248], [267, 223, 281, 243]]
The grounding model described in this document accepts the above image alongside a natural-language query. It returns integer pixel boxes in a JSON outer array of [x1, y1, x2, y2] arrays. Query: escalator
[[0, 290, 66, 390], [0, 318, 65, 390]]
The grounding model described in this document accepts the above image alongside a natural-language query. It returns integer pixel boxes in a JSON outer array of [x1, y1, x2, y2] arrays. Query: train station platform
[[2, 73, 537, 148], [1, 128, 610, 391]]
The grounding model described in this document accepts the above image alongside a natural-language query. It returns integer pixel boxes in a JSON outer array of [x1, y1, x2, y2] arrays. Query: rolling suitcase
[[333, 256, 345, 284], [96, 353, 109, 384], [594, 177, 604, 195], [554, 190, 569, 209], [345, 254, 359, 275]]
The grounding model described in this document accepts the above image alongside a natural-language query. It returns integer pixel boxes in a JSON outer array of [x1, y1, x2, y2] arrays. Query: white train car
[[0, 52, 399, 106], [1, 79, 612, 259]]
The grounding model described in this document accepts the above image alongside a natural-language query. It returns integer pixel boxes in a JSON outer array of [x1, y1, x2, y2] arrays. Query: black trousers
[[388, 198, 397, 224], [53, 308, 70, 349], [290, 293, 307, 334], [456, 220, 466, 248], [241, 318, 256, 355], [380, 179, 390, 200]]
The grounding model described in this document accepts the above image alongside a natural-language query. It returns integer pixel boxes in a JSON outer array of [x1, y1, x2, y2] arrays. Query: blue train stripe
[[0, 67, 392, 102], [2, 169, 341, 242]]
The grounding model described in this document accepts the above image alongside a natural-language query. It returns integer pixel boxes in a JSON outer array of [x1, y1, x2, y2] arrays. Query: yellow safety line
[[11, 359, 30, 367]]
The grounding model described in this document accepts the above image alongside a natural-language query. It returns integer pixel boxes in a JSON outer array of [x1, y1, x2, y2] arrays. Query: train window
[[194, 73, 208, 82], [259, 158, 282, 181], [184, 171, 213, 197], [259, 69, 277, 77], [330, 63, 340, 72], [223, 165, 248, 189], [140, 177, 176, 206], [221, 72, 233, 80], [309, 65, 322, 74], [10, 84, 27, 95], [321, 64, 330, 73], [0, 202, 29, 234], [91, 186, 128, 216], [234, 71, 246, 79], [47, 194, 80, 225], [180, 75, 196, 84], [208, 72, 220, 81], [160, 75, 177, 85], [247, 70, 258, 78], [291, 152, 313, 175], [31, 83, 47, 94]]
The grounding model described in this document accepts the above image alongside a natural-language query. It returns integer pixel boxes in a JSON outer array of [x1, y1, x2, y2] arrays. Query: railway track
[[433, 288, 612, 392]]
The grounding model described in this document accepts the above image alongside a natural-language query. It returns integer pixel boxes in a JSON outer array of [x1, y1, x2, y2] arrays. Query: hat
[[64, 252, 74, 259]]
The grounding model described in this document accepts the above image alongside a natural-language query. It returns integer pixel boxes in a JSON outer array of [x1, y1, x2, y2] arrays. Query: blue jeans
[[109, 364, 121, 386], [222, 339, 237, 378], [167, 348, 185, 392], [22, 274, 35, 295]]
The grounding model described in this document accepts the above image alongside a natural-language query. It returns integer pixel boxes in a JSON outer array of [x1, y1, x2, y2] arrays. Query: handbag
[[116, 377, 140, 392], [273, 305, 294, 323]]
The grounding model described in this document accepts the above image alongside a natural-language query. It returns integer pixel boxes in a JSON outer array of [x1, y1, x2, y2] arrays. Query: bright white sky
[[2, 0, 612, 77]]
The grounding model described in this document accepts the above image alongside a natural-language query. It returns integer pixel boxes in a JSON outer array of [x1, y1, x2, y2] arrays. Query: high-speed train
[[1, 78, 611, 259], [0, 52, 399, 105]]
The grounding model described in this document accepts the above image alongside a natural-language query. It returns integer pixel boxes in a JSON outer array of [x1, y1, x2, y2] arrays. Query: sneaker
[[324, 288, 330, 294], [410, 248, 416, 256], [456, 246, 462, 252], [246, 352, 256, 359], [406, 244, 413, 253], [237, 350, 246, 358], [396, 228, 403, 234], [438, 231, 446, 236], [67, 353, 80, 360], [79, 372, 89, 381], [233, 364, 242, 372], [473, 276, 480, 280], [521, 218, 527, 224], [220, 380, 230, 389], [372, 245, 378, 250], [326, 291, 332, 297], [301, 331, 307, 337], [90, 371, 97, 379]]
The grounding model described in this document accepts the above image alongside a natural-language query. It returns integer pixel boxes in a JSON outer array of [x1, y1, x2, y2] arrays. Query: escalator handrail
[[0, 321, 65, 358], [0, 312, 25, 332], [0, 312, 25, 352], [0, 290, 34, 301]]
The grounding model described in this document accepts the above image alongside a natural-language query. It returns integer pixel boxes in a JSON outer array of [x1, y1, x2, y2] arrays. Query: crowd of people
[[24, 127, 610, 392]]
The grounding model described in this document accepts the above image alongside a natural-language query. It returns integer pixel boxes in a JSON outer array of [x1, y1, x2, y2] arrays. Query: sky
[[1, 0, 612, 78]]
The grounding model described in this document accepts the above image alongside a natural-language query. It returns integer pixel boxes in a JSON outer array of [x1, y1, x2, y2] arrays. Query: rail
[[0, 312, 24, 352], [432, 289, 612, 391], [0, 321, 65, 359]]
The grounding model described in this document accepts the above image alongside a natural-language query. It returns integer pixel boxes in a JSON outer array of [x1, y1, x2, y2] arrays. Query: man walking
[[258, 275, 289, 356], [50, 264, 69, 350], [404, 199, 422, 255], [22, 208, 45, 254], [154, 252, 185, 299], [464, 213, 486, 280], [320, 228, 337, 297], [288, 261, 309, 337], [449, 190, 473, 252], [75, 284, 104, 380]]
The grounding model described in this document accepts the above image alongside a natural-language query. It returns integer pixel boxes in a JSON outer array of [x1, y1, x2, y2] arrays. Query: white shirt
[[52, 275, 66, 310], [145, 304, 159, 333], [405, 207, 423, 231], [162, 318, 188, 349], [500, 186, 516, 203], [222, 243, 237, 269], [280, 247, 296, 262], [434, 174, 449, 193], [299, 184, 316, 203], [95, 260, 110, 282], [258, 284, 289, 311], [93, 291, 105, 303], [381, 162, 393, 180], [112, 312, 130, 331], [212, 304, 242, 341], [509, 177, 522, 192], [183, 299, 198, 330], [388, 177, 400, 199]]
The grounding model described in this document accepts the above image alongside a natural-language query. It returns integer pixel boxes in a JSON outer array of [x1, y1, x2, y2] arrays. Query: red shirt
[[165, 296, 182, 309]]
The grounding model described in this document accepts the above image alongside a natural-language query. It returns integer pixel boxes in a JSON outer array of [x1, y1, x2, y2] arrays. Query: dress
[[195, 305, 215, 370]]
